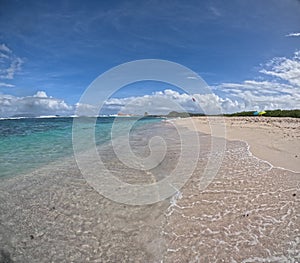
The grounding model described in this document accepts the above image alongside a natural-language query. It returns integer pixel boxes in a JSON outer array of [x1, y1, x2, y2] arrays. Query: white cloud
[[209, 6, 221, 17], [5, 57, 23, 79], [0, 43, 23, 80], [75, 102, 98, 116], [33, 91, 48, 98], [260, 51, 300, 87], [214, 80, 300, 112], [0, 53, 9, 59], [103, 90, 188, 115], [286, 32, 300, 37], [0, 44, 11, 53], [217, 80, 298, 96], [81, 53, 300, 116], [0, 82, 14, 88], [1, 81, 298, 118], [1, 50, 299, 117], [0, 91, 73, 118], [101, 89, 231, 115], [106, 51, 300, 114], [211, 51, 300, 112]]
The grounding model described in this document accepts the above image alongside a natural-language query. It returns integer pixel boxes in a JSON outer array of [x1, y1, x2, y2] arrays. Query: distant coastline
[[1, 109, 299, 120], [148, 109, 300, 118]]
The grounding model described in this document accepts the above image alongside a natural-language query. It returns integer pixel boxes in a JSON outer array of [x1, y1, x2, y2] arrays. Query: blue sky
[[0, 0, 299, 116]]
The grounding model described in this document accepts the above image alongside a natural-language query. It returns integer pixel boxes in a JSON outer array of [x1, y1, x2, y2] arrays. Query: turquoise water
[[0, 117, 161, 178]]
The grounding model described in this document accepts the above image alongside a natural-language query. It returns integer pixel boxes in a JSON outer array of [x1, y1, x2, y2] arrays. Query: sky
[[0, 0, 300, 117]]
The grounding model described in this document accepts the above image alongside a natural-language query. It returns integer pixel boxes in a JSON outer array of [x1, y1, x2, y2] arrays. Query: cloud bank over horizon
[[0, 51, 299, 118], [0, 91, 72, 118]]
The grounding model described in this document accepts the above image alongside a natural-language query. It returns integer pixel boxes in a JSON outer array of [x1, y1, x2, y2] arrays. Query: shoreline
[[0, 117, 299, 261], [173, 116, 300, 173]]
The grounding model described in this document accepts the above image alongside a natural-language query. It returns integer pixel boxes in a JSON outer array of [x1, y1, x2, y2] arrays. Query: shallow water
[[0, 117, 161, 178], [0, 119, 299, 262], [163, 140, 299, 262]]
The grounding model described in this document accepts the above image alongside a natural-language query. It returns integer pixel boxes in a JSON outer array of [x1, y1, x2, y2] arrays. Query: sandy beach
[[174, 116, 300, 172], [0, 118, 299, 262]]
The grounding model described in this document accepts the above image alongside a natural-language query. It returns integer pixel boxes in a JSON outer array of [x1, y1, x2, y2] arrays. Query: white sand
[[174, 116, 300, 172], [0, 118, 299, 262]]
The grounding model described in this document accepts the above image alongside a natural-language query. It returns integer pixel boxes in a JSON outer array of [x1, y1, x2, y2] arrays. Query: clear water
[[0, 117, 161, 178], [0, 118, 298, 262]]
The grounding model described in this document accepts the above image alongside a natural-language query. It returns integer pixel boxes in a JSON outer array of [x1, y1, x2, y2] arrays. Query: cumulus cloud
[[0, 91, 73, 118], [101, 89, 232, 115], [102, 55, 300, 115], [213, 51, 300, 112], [102, 90, 188, 115], [286, 32, 300, 37], [1, 50, 299, 117], [33, 91, 48, 98], [75, 102, 99, 116], [1, 81, 299, 118], [214, 80, 300, 112]]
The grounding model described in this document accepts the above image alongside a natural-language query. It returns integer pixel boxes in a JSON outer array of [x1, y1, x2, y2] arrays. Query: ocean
[[0, 116, 162, 178], [0, 117, 299, 262]]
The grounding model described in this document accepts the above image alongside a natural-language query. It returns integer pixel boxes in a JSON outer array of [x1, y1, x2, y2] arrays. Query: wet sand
[[163, 139, 299, 262], [0, 120, 299, 262], [174, 116, 300, 172]]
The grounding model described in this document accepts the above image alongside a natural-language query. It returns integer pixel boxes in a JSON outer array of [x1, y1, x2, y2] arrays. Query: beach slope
[[174, 117, 300, 172]]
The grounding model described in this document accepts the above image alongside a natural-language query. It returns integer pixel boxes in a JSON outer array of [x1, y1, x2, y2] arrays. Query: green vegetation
[[146, 111, 205, 118], [224, 111, 255, 117], [166, 111, 205, 118], [224, 109, 300, 118], [146, 109, 300, 118]]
